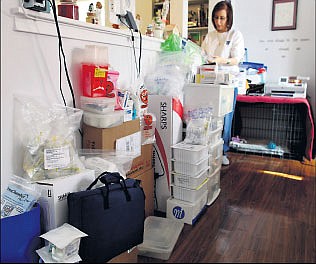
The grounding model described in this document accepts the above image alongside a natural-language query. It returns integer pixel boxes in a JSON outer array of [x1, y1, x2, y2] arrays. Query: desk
[[231, 95, 314, 160]]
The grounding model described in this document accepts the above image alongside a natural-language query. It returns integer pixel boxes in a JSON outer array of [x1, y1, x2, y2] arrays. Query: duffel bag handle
[[99, 172, 131, 203], [86, 172, 131, 208]]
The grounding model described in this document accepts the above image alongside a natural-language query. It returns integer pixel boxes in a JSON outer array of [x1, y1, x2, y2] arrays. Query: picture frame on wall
[[271, 0, 298, 31]]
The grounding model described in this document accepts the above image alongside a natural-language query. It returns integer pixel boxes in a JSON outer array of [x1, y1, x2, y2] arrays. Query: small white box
[[166, 190, 208, 225], [172, 141, 208, 164], [172, 167, 209, 189], [172, 156, 209, 176], [184, 83, 234, 116], [171, 178, 208, 203], [208, 139, 223, 174], [36, 169, 95, 233], [207, 166, 221, 206]]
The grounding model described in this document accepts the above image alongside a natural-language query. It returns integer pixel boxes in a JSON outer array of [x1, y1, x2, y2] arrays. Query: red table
[[236, 95, 314, 160]]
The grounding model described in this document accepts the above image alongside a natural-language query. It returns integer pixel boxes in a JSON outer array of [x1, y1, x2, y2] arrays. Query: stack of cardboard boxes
[[82, 119, 154, 263]]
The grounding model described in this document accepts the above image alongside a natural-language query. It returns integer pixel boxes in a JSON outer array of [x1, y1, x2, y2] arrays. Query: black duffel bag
[[67, 171, 145, 263]]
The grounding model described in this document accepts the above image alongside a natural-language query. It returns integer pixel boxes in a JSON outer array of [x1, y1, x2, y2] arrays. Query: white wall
[[1, 0, 162, 191], [233, 0, 315, 121]]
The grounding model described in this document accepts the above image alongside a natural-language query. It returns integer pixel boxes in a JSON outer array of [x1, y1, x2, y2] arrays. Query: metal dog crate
[[231, 102, 307, 160]]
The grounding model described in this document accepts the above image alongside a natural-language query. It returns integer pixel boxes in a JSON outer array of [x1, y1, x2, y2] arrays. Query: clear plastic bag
[[184, 118, 209, 145], [183, 106, 213, 145], [1, 175, 41, 218], [78, 149, 138, 179], [16, 97, 85, 181]]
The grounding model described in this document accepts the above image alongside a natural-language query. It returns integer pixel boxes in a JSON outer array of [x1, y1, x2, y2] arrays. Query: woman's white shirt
[[201, 29, 245, 74]]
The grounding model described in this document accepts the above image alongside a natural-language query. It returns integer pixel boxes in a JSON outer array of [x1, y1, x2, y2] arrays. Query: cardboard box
[[166, 190, 208, 225], [148, 95, 183, 212], [83, 119, 153, 178], [126, 144, 153, 179], [82, 119, 140, 150], [133, 167, 154, 217], [36, 169, 95, 233], [107, 247, 138, 263]]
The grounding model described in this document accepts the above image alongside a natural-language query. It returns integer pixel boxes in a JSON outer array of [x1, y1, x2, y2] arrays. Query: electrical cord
[[48, 0, 76, 108], [138, 30, 142, 78], [117, 15, 140, 77], [153, 144, 165, 177]]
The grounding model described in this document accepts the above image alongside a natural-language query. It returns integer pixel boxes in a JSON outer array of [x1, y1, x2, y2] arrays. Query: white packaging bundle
[[37, 223, 87, 263]]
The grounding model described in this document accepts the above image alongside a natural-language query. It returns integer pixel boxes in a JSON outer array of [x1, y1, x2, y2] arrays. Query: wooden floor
[[138, 152, 316, 263]]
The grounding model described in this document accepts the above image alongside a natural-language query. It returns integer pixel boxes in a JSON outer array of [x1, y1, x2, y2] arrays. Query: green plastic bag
[[160, 33, 182, 51]]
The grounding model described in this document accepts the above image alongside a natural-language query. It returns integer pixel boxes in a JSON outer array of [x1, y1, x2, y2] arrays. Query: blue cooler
[[1, 203, 41, 263]]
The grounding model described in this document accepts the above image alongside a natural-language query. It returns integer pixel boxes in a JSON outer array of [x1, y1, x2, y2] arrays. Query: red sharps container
[[81, 45, 110, 98]]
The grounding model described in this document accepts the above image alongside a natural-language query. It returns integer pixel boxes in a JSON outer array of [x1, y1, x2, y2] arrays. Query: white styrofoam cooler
[[36, 169, 95, 233], [166, 190, 208, 225], [183, 83, 234, 117]]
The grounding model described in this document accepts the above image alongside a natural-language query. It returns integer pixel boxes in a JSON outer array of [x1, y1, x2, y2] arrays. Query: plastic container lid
[[140, 216, 184, 250]]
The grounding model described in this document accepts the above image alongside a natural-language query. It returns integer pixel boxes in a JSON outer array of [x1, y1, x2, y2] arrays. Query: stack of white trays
[[166, 141, 209, 225], [206, 115, 224, 206]]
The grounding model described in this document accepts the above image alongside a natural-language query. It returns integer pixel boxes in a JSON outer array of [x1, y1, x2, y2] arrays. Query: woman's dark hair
[[212, 0, 233, 31]]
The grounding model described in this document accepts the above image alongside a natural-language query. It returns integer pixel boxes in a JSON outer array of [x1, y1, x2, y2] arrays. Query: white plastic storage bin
[[80, 96, 115, 114], [172, 157, 209, 176], [208, 139, 224, 174], [210, 115, 224, 131], [207, 166, 221, 206], [172, 167, 209, 189], [172, 141, 208, 164], [137, 216, 184, 260], [207, 127, 222, 145], [184, 83, 234, 117], [171, 178, 208, 203], [166, 190, 208, 225], [83, 110, 124, 128]]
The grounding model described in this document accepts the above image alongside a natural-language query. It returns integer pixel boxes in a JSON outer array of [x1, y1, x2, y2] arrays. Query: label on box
[[1, 185, 37, 217], [116, 131, 141, 156], [44, 146, 70, 170]]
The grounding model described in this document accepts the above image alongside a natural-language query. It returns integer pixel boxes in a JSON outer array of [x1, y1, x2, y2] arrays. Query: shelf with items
[[152, 0, 170, 25], [188, 0, 209, 46]]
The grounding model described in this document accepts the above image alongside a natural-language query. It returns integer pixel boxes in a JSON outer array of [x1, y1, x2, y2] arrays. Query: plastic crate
[[172, 141, 208, 164], [171, 178, 208, 203], [207, 127, 222, 145], [210, 115, 224, 131], [208, 139, 223, 173], [172, 156, 209, 175], [207, 166, 221, 205], [172, 167, 209, 189], [137, 216, 184, 260]]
